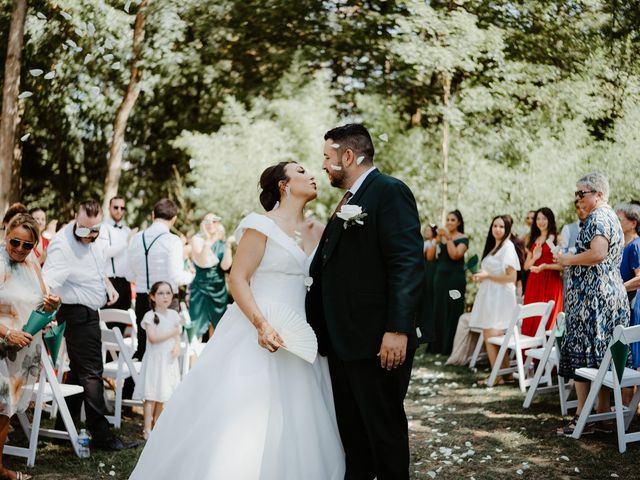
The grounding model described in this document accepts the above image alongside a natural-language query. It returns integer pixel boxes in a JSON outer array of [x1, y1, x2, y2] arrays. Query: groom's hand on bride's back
[[377, 332, 408, 370]]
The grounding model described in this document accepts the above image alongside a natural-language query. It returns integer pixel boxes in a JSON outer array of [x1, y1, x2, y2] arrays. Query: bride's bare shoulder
[[305, 218, 325, 242]]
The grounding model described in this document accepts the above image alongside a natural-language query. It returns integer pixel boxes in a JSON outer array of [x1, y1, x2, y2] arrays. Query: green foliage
[[0, 0, 638, 239]]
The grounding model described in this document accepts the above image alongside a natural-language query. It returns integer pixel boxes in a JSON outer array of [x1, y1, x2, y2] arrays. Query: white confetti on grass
[[559, 455, 569, 461], [98, 462, 105, 468], [516, 469, 523, 475], [448, 290, 461, 300], [427, 471, 436, 479], [109, 471, 115, 477], [29, 69, 44, 76]]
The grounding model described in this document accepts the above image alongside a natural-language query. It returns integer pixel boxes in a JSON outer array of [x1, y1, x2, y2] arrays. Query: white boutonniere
[[337, 204, 368, 229]]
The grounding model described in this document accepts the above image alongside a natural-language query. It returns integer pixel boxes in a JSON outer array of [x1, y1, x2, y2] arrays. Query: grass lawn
[[5, 350, 638, 479]]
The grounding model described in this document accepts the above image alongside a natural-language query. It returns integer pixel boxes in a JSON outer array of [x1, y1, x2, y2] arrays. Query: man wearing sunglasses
[[103, 196, 137, 311], [42, 199, 137, 451]]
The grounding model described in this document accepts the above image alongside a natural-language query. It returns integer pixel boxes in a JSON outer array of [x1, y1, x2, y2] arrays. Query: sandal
[[556, 415, 595, 436]]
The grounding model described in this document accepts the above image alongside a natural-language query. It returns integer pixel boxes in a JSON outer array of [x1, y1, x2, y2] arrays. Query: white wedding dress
[[129, 213, 345, 480]]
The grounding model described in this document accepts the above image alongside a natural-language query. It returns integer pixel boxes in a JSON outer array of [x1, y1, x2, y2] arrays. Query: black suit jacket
[[306, 169, 424, 361]]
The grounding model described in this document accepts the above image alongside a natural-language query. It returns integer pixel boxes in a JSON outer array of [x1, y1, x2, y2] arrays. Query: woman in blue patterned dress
[[616, 203, 640, 369], [555, 173, 630, 435]]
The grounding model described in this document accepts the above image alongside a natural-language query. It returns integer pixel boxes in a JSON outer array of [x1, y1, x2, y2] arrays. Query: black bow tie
[[114, 224, 123, 229]]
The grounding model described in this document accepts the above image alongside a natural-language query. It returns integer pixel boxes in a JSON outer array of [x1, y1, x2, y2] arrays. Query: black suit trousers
[[328, 350, 415, 480], [54, 304, 113, 442]]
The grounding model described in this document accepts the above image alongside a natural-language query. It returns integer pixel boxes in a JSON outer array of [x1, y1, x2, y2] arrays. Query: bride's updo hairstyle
[[259, 161, 295, 211]]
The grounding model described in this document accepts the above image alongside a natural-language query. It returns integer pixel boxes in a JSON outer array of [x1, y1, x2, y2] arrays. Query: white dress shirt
[[42, 223, 108, 310], [127, 221, 194, 293], [347, 166, 377, 199], [103, 217, 131, 278]]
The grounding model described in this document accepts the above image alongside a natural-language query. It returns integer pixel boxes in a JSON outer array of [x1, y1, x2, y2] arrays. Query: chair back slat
[[99, 308, 133, 326], [613, 324, 640, 345]]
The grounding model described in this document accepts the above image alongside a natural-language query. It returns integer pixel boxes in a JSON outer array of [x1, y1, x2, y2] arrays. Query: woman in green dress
[[418, 223, 438, 345], [427, 210, 468, 355], [188, 214, 234, 340]]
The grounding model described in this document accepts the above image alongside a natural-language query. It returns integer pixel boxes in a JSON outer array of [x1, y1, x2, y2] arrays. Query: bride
[[129, 162, 345, 479]]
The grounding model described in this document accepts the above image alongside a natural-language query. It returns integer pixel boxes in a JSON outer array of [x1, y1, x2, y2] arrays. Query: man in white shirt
[[127, 198, 193, 358], [43, 199, 136, 451], [103, 196, 136, 311]]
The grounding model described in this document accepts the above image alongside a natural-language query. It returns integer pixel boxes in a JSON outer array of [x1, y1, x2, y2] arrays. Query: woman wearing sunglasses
[[0, 214, 60, 480], [555, 172, 629, 435]]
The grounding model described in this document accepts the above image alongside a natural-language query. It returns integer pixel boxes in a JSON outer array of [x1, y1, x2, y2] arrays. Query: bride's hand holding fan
[[257, 321, 285, 352]]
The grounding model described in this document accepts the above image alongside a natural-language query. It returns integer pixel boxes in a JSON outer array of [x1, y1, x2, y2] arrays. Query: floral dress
[[0, 247, 43, 416], [559, 206, 630, 379]]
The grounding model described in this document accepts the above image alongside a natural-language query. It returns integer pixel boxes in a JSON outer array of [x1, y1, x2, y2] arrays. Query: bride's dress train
[[129, 213, 345, 479]]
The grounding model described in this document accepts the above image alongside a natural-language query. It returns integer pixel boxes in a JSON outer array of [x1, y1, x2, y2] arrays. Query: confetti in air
[[330, 143, 340, 149], [20, 133, 30, 142], [29, 69, 44, 77], [330, 165, 342, 171], [448, 290, 461, 300], [356, 155, 365, 165], [18, 91, 33, 99], [378, 133, 389, 142], [44, 71, 55, 80]]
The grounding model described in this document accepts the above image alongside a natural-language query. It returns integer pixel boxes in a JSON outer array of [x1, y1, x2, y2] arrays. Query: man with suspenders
[[127, 199, 193, 359]]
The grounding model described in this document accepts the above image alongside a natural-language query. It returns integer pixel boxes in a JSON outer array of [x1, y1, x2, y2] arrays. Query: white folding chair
[[468, 326, 485, 368], [486, 300, 555, 392], [522, 313, 577, 414], [98, 308, 138, 355], [5, 335, 83, 467], [100, 324, 142, 428], [572, 324, 640, 453]]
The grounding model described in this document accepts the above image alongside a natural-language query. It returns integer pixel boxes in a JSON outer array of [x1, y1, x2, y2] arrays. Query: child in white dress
[[133, 281, 182, 439]]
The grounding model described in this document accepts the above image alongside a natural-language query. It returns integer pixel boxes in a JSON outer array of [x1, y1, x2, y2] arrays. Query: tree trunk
[[0, 0, 27, 214], [440, 72, 451, 225], [103, 0, 149, 210]]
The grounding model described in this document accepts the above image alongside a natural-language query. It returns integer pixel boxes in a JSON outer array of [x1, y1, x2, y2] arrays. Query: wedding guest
[[133, 282, 182, 440], [468, 215, 520, 383], [43, 199, 136, 451], [503, 214, 526, 301], [188, 213, 233, 341], [103, 196, 137, 311], [127, 199, 193, 359], [427, 210, 468, 355], [559, 201, 582, 250], [522, 207, 563, 336], [519, 209, 536, 293], [0, 214, 60, 480], [417, 223, 438, 345], [29, 207, 49, 265], [1, 203, 28, 240], [616, 202, 640, 369], [556, 172, 629, 435]]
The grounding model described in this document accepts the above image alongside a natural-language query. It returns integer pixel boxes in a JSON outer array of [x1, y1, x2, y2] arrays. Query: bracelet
[[4, 328, 11, 342]]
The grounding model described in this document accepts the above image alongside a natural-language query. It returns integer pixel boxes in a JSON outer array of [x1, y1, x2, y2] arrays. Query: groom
[[307, 124, 424, 479]]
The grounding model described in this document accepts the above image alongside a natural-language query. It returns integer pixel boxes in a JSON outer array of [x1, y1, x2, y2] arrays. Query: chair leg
[[469, 333, 484, 368], [624, 388, 640, 431], [515, 347, 527, 392], [572, 382, 600, 439], [523, 355, 546, 408], [612, 382, 627, 453]]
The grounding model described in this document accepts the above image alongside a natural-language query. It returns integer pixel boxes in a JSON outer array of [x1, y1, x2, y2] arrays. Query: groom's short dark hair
[[324, 124, 375, 165]]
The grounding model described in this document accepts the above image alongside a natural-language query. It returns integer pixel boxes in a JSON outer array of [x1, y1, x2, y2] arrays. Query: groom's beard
[[327, 162, 347, 188]]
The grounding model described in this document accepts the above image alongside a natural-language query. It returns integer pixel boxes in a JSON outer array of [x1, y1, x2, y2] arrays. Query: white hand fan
[[265, 304, 318, 364]]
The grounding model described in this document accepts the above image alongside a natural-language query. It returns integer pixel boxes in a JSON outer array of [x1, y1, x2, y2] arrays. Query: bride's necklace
[[269, 213, 305, 247]]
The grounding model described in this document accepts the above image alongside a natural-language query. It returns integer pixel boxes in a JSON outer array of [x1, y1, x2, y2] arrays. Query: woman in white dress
[[129, 162, 345, 479], [469, 215, 521, 384]]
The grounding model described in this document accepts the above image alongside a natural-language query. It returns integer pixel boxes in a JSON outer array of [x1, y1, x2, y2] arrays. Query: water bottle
[[77, 428, 91, 458]]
